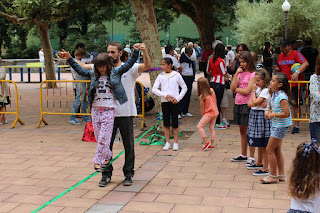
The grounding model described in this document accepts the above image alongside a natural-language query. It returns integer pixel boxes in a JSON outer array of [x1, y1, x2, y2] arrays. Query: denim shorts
[[270, 126, 289, 139]]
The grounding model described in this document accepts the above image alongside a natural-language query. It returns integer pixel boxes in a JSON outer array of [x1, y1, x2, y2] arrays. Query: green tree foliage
[[234, 0, 320, 52]]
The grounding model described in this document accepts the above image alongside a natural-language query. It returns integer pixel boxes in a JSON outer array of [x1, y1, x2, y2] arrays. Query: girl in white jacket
[[152, 58, 187, 151]]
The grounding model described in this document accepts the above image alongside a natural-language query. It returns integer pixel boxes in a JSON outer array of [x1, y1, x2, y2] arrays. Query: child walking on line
[[261, 72, 293, 184], [287, 140, 320, 213], [59, 44, 140, 172], [230, 51, 256, 163], [152, 58, 187, 151], [247, 69, 272, 176], [197, 77, 219, 150]]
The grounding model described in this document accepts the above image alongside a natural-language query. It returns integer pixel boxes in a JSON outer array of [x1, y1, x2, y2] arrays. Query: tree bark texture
[[170, 0, 216, 48], [37, 23, 56, 88], [130, 0, 163, 115]]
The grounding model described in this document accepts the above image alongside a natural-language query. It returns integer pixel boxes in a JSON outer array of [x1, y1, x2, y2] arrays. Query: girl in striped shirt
[[261, 72, 293, 184], [207, 43, 229, 128]]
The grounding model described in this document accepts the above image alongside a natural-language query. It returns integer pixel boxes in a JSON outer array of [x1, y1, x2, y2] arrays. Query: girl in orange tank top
[[197, 77, 219, 151]]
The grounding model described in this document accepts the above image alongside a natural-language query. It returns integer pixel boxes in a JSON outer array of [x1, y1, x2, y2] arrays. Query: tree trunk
[[171, 0, 216, 48], [130, 0, 163, 117], [37, 23, 56, 88]]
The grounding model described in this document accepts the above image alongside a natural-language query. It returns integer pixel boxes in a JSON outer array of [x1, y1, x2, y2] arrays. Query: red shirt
[[277, 50, 307, 87], [207, 57, 226, 85], [201, 49, 213, 62]]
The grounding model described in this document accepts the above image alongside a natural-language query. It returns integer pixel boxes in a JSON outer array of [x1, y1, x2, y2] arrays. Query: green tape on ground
[[31, 119, 162, 213]]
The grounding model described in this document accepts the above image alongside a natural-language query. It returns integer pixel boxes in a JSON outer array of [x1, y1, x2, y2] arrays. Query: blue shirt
[[271, 90, 293, 127]]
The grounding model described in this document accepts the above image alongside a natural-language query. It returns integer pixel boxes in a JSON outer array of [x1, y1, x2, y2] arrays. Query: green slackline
[[140, 127, 182, 146], [31, 119, 162, 213]]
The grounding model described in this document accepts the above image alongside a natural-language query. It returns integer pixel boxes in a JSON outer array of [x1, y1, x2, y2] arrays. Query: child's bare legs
[[209, 116, 216, 145], [261, 147, 268, 171], [256, 147, 263, 166], [249, 146, 255, 160], [275, 142, 284, 179], [164, 126, 170, 143], [264, 137, 281, 182], [173, 127, 179, 142], [220, 107, 226, 121], [239, 125, 248, 156], [197, 115, 216, 145], [0, 106, 6, 123]]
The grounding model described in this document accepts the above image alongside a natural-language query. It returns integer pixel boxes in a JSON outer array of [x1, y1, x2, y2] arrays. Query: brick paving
[[0, 72, 310, 213]]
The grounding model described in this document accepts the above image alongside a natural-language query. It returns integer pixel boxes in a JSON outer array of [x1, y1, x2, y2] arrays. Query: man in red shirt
[[275, 39, 309, 134]]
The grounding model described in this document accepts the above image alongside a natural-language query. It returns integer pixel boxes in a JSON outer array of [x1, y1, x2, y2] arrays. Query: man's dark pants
[[102, 116, 135, 178], [180, 76, 193, 114]]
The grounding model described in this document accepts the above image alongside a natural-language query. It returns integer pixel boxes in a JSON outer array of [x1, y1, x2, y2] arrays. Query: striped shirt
[[207, 57, 226, 85], [271, 90, 293, 127]]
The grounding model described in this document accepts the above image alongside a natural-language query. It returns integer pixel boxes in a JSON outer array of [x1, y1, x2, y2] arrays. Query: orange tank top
[[203, 89, 218, 117]]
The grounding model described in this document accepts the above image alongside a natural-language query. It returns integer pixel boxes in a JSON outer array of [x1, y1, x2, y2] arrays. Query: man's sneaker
[[173, 142, 179, 151], [69, 118, 81, 125], [253, 170, 269, 176], [291, 126, 300, 134], [222, 118, 230, 127], [208, 145, 215, 149], [123, 176, 133, 186], [178, 114, 182, 119], [202, 142, 211, 151], [231, 155, 247, 162], [82, 116, 92, 123], [182, 113, 193, 117], [163, 142, 171, 151], [99, 177, 111, 187], [247, 164, 263, 170], [215, 124, 227, 129]]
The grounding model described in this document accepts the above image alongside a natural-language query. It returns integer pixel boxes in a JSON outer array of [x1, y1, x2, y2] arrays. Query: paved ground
[[0, 72, 311, 213]]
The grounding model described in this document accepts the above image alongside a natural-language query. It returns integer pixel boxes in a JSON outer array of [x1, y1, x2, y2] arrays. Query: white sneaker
[[178, 114, 182, 119], [163, 142, 171, 151], [182, 113, 193, 117], [173, 142, 179, 151], [222, 118, 230, 127]]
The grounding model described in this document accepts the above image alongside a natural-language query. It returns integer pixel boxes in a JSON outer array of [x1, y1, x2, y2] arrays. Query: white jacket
[[152, 71, 187, 102]]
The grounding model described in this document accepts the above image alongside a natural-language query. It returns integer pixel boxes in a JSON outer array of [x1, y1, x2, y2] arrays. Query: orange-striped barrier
[[37, 80, 146, 129], [289, 80, 310, 122], [0, 80, 24, 128]]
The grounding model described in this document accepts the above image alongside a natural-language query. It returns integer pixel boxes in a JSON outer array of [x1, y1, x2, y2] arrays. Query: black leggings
[[210, 82, 225, 124]]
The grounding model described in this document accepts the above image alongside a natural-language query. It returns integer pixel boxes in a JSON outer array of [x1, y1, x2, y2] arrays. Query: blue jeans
[[70, 82, 89, 119], [309, 122, 320, 145]]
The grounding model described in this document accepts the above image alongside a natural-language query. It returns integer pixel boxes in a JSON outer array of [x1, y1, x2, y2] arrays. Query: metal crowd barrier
[[37, 80, 146, 129], [289, 80, 310, 122], [37, 80, 91, 128], [0, 80, 24, 128], [3, 63, 69, 83]]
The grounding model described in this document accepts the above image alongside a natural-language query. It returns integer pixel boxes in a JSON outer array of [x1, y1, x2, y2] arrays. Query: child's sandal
[[278, 175, 286, 182], [260, 175, 279, 184]]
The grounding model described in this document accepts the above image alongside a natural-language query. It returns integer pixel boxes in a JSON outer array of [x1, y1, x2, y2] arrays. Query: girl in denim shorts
[[261, 72, 293, 184]]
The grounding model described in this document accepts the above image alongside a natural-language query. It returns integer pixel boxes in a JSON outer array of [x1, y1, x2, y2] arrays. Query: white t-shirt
[[164, 54, 180, 71], [39, 51, 44, 62], [251, 87, 271, 111], [115, 63, 140, 117], [92, 75, 116, 108], [290, 190, 320, 213], [226, 50, 235, 67]]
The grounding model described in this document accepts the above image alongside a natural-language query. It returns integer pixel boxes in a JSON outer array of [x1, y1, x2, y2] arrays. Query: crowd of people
[[154, 38, 319, 212], [11, 37, 317, 212]]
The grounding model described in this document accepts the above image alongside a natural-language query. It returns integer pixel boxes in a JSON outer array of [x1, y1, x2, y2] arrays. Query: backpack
[[135, 83, 155, 114], [82, 121, 97, 142]]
